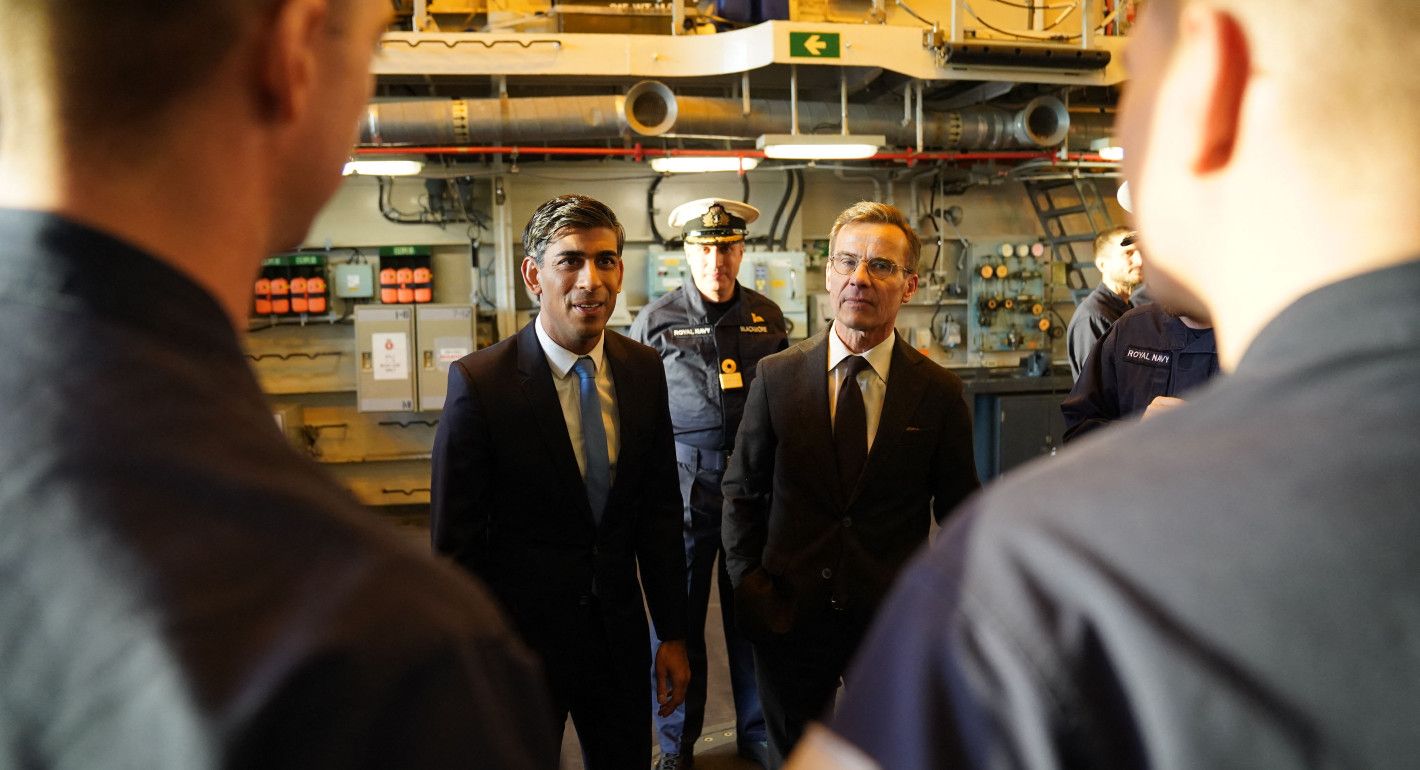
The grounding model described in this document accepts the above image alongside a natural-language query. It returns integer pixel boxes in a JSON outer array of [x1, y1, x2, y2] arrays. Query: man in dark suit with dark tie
[[722, 201, 980, 768], [432, 194, 690, 770]]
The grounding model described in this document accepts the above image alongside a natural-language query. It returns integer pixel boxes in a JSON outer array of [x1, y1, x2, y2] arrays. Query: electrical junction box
[[607, 298, 633, 330], [909, 326, 934, 355], [355, 305, 416, 412], [333, 262, 375, 298], [740, 251, 809, 340], [414, 304, 475, 411], [646, 253, 689, 299]]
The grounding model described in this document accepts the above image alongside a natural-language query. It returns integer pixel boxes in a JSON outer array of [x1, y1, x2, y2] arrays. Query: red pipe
[[352, 145, 1109, 164]]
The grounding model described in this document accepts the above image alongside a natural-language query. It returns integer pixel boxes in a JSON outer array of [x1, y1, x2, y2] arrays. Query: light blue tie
[[573, 356, 611, 523]]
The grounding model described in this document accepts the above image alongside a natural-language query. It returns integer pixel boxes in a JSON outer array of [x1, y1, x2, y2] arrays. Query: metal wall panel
[[415, 304, 476, 411], [356, 305, 417, 412]]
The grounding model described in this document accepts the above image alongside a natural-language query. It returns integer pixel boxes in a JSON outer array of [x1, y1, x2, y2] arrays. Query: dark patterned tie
[[834, 355, 871, 491], [572, 357, 610, 523]]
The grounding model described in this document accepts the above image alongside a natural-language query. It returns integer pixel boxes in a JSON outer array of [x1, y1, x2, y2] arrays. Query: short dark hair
[[828, 201, 922, 273], [522, 195, 626, 264]]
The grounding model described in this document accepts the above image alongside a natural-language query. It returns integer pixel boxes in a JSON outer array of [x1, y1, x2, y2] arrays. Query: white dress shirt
[[827, 326, 896, 452], [535, 314, 620, 479]]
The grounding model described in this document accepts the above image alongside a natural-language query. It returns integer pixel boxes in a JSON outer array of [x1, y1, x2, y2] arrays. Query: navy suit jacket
[[431, 321, 687, 681]]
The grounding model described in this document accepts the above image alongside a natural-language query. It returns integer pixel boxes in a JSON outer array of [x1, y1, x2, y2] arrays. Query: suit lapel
[[845, 334, 927, 508], [794, 330, 842, 499], [515, 322, 594, 522]]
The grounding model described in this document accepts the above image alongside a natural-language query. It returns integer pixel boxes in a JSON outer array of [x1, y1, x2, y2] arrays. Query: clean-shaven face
[[522, 226, 624, 355], [685, 240, 744, 302], [827, 222, 918, 340]]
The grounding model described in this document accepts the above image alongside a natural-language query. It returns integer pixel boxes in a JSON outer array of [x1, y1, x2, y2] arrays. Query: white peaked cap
[[667, 197, 761, 229]]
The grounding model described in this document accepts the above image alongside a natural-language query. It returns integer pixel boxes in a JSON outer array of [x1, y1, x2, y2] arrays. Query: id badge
[[719, 358, 743, 390]]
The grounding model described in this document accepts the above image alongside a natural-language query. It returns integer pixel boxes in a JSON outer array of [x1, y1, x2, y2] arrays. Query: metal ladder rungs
[[1039, 204, 1090, 218], [1027, 179, 1079, 193]]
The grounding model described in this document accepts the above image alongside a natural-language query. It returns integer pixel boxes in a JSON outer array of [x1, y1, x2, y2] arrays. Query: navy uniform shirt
[[1060, 303, 1220, 442], [0, 210, 558, 769], [1066, 282, 1133, 379], [825, 260, 1420, 769], [631, 282, 788, 451]]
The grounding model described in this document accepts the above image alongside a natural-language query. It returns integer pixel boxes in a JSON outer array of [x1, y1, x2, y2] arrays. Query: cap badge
[[701, 205, 730, 228]]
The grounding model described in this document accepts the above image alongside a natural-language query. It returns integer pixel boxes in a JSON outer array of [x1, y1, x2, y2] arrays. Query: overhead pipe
[[359, 81, 1072, 152], [789, 66, 800, 135], [640, 90, 1068, 149], [353, 144, 1110, 163], [1064, 110, 1116, 149]]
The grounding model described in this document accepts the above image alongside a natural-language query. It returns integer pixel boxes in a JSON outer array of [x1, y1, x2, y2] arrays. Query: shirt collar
[[827, 325, 895, 382], [535, 312, 606, 378]]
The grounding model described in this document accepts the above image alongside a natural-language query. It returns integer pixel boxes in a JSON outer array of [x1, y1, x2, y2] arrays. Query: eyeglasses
[[829, 255, 914, 280]]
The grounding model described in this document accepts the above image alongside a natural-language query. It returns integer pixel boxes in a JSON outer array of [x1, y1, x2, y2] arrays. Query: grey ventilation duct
[[360, 81, 1073, 151]]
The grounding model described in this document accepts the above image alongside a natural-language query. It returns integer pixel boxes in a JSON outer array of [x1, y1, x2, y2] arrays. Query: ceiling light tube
[[757, 134, 885, 160], [342, 159, 425, 176], [1090, 137, 1124, 161], [650, 156, 759, 173]]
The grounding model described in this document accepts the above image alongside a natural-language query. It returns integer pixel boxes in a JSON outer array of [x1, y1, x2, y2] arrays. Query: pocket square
[[905, 426, 923, 432]]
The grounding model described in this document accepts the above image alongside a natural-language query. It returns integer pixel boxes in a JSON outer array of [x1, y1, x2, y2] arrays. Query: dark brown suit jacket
[[722, 328, 980, 640]]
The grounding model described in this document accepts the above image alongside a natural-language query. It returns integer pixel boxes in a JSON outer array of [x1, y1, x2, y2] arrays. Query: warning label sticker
[[373, 332, 409, 381]]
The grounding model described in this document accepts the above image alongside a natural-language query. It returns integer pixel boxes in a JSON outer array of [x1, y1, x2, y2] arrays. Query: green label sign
[[789, 31, 840, 58], [262, 253, 327, 267], [379, 245, 431, 257]]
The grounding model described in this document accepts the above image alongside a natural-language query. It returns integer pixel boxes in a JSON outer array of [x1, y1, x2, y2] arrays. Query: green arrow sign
[[789, 31, 840, 58]]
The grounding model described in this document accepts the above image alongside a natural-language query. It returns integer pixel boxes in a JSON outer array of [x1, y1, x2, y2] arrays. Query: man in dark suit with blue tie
[[722, 201, 980, 768], [432, 194, 690, 769]]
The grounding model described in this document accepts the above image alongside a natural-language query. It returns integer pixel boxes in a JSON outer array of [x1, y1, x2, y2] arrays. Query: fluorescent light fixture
[[650, 156, 760, 174], [1090, 137, 1124, 161], [756, 134, 885, 160], [342, 159, 424, 176]]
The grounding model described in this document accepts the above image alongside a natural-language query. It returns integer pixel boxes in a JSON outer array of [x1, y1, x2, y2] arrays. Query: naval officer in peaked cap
[[632, 197, 788, 769]]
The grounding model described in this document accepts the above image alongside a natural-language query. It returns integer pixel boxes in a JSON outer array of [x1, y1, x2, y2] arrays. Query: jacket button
[[842, 517, 852, 527], [821, 567, 833, 579]]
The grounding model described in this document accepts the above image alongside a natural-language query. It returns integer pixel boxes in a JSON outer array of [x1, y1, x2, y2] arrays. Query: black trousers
[[650, 449, 766, 757], [750, 612, 867, 769], [543, 600, 649, 770]]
